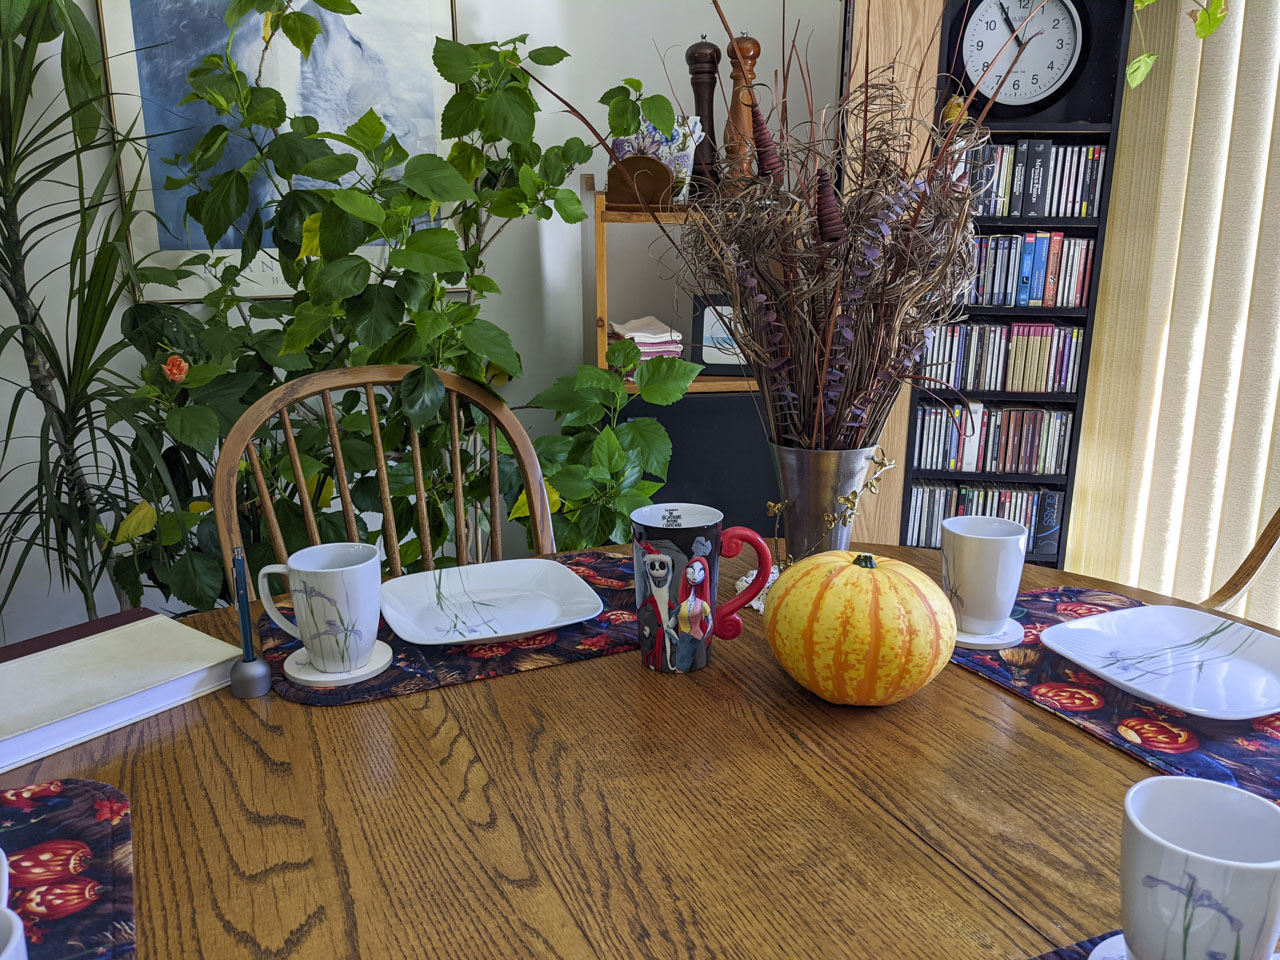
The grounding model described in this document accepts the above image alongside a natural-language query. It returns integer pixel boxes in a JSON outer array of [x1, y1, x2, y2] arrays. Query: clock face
[[962, 0, 1083, 105]]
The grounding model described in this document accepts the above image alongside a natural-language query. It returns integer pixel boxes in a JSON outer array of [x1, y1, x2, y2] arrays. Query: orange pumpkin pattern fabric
[[1, 778, 132, 954], [954, 585, 1279, 801]]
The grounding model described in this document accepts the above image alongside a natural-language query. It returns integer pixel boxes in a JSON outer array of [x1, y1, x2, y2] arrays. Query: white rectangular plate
[[1040, 605, 1280, 720], [381, 558, 604, 646]]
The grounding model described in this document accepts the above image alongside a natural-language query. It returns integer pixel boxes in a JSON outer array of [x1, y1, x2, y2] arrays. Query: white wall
[[0, 0, 845, 643]]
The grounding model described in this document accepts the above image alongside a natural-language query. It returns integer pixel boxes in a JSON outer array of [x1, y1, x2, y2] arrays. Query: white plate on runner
[[381, 558, 604, 646], [1040, 604, 1280, 720]]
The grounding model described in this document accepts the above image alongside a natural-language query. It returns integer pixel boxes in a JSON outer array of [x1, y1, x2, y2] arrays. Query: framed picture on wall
[[97, 0, 457, 301], [691, 295, 748, 376]]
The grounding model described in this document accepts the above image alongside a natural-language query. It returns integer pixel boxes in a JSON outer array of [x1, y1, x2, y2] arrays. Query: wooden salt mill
[[685, 36, 721, 194], [723, 33, 760, 182]]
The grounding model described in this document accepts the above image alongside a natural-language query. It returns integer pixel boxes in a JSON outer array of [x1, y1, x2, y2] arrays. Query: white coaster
[[1085, 934, 1126, 960], [954, 617, 1024, 650], [1086, 933, 1280, 960], [283, 640, 394, 688]]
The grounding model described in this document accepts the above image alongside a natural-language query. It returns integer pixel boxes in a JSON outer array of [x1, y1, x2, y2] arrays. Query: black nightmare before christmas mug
[[630, 503, 772, 674]]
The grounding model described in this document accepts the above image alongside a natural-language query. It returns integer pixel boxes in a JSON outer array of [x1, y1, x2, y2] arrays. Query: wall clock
[[961, 0, 1084, 108]]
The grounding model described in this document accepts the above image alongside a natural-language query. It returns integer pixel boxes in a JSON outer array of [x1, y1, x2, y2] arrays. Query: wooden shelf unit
[[590, 187, 756, 395], [899, 2, 1134, 569]]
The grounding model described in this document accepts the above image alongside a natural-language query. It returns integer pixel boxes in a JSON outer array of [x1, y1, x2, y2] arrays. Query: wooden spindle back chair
[[212, 365, 554, 600]]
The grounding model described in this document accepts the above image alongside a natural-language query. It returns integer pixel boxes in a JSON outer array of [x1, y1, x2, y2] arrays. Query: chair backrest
[[1202, 503, 1280, 611], [212, 365, 554, 600]]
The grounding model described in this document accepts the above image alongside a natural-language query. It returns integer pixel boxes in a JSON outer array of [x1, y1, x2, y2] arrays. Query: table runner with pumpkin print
[[952, 586, 1280, 801], [256, 550, 638, 706]]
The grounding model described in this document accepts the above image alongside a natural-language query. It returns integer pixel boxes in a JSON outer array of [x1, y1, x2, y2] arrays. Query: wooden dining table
[[3, 543, 1229, 959]]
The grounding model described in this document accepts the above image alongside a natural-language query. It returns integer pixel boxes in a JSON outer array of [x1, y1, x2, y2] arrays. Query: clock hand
[[999, 2, 1025, 48]]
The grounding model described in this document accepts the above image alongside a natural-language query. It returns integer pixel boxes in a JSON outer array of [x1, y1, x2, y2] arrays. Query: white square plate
[[380, 558, 605, 646], [1040, 605, 1280, 720]]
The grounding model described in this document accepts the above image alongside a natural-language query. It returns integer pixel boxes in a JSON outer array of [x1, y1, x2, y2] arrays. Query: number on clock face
[[962, 0, 1082, 105]]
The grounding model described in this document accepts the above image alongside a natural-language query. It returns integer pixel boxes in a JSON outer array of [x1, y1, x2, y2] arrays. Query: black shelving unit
[[899, 0, 1134, 569]]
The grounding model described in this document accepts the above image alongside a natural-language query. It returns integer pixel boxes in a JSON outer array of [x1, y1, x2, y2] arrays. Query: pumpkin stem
[[853, 553, 877, 569]]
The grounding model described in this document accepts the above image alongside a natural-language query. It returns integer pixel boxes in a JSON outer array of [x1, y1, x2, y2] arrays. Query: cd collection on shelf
[[906, 481, 1064, 556], [913, 402, 1074, 476], [967, 139, 1107, 219], [968, 233, 1094, 308], [922, 321, 1083, 394]]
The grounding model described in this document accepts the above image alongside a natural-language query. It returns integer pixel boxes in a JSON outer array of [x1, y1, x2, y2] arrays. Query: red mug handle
[[714, 527, 773, 640]]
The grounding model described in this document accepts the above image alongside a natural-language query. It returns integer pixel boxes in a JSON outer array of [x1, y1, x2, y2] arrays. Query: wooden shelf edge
[[624, 375, 759, 395], [600, 206, 689, 225]]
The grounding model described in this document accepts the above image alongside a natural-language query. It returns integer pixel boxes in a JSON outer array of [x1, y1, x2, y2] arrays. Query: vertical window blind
[[1068, 0, 1280, 626]]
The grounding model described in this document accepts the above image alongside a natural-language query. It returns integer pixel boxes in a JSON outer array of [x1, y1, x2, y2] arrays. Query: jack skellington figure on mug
[[635, 535, 716, 672], [631, 503, 774, 674]]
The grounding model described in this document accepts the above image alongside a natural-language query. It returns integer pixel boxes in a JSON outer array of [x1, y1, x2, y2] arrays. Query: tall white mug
[[258, 542, 381, 674], [1123, 777, 1280, 960], [0, 847, 29, 960], [940, 515, 1027, 635]]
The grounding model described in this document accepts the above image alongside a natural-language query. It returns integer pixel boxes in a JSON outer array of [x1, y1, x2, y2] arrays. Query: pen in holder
[[229, 546, 271, 698]]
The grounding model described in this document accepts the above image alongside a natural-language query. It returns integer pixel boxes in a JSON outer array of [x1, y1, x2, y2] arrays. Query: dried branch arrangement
[[677, 56, 989, 451]]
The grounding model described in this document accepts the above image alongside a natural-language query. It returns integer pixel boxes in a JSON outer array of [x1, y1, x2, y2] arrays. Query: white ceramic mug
[[1122, 777, 1280, 960], [0, 848, 28, 960], [939, 515, 1027, 635], [258, 542, 381, 674]]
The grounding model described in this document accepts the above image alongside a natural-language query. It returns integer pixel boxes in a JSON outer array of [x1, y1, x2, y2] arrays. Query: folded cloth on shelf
[[609, 315, 683, 344]]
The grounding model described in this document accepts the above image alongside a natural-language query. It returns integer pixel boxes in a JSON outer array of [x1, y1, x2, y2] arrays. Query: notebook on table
[[0, 608, 239, 773]]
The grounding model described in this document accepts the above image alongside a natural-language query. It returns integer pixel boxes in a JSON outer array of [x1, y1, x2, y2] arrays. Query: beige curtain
[[1068, 0, 1280, 627]]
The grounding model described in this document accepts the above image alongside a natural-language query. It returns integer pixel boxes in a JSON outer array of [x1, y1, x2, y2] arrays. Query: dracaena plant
[[118, 2, 691, 610], [0, 0, 186, 620]]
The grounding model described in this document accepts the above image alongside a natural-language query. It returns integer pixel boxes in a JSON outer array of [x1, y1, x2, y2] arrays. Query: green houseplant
[[0, 0, 185, 618], [116, 2, 696, 610]]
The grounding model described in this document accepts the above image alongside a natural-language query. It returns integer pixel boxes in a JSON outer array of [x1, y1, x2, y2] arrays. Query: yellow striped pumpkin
[[764, 551, 956, 706]]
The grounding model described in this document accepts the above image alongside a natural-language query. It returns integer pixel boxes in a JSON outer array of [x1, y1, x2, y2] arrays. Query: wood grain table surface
[[4, 543, 1235, 960]]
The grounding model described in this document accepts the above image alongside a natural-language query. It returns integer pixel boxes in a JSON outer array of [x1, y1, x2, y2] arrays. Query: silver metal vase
[[770, 444, 884, 560]]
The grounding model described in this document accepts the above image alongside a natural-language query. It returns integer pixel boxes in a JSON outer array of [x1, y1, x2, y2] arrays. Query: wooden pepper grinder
[[685, 36, 721, 195], [723, 33, 760, 182]]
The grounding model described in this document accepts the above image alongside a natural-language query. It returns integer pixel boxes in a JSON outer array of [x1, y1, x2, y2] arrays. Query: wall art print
[[97, 0, 456, 300]]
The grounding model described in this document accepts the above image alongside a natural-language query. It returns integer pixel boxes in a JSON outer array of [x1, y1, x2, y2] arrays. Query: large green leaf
[[319, 203, 369, 258], [309, 254, 370, 302], [633, 356, 702, 406], [402, 154, 476, 202], [243, 86, 287, 128], [605, 338, 641, 372], [458, 318, 522, 377], [312, 0, 360, 11], [332, 188, 386, 225], [281, 301, 336, 353], [527, 45, 569, 66], [166, 405, 219, 454], [344, 108, 386, 152], [615, 418, 672, 478], [607, 97, 641, 137], [255, 329, 312, 371], [591, 426, 626, 479], [199, 170, 249, 246], [573, 503, 616, 547], [265, 132, 332, 178], [549, 464, 595, 500], [167, 550, 224, 609], [347, 284, 402, 350], [279, 11, 321, 58], [483, 87, 536, 143], [273, 188, 326, 243], [441, 91, 483, 139], [387, 228, 466, 274], [300, 151, 359, 182], [401, 365, 446, 430], [433, 37, 480, 83], [530, 375, 604, 425], [574, 365, 625, 408], [55, 0, 104, 146], [639, 94, 675, 137]]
